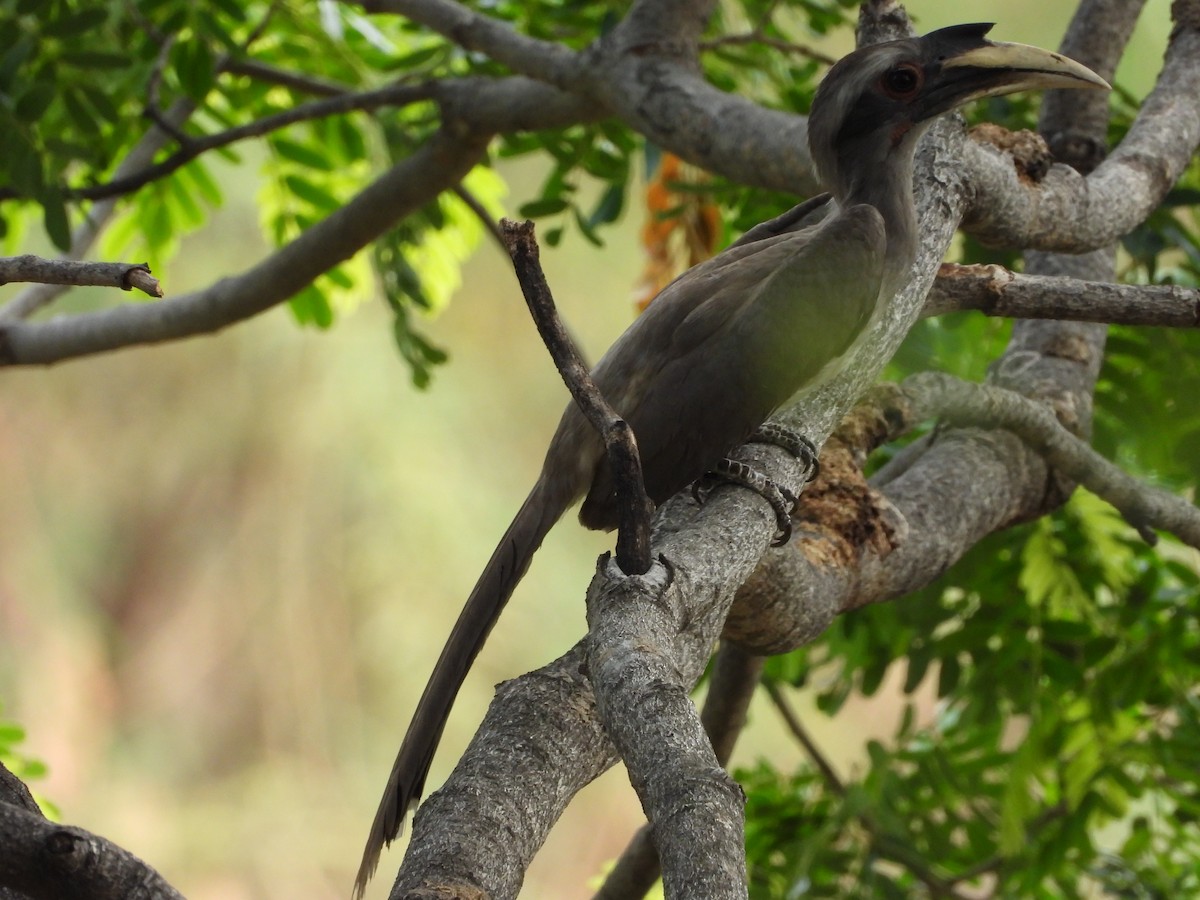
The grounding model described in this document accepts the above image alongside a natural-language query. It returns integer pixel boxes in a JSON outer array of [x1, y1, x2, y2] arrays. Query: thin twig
[[946, 802, 1069, 886], [452, 183, 506, 252], [224, 57, 352, 97], [0, 81, 439, 204], [699, 31, 837, 65], [767, 683, 974, 899], [0, 256, 162, 298], [500, 218, 653, 574], [143, 34, 192, 145], [765, 681, 845, 794]]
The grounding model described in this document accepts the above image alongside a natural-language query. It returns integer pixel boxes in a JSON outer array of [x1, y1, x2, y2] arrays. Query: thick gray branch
[[390, 443, 809, 900], [594, 643, 764, 900], [586, 558, 748, 900], [924, 263, 1200, 327]]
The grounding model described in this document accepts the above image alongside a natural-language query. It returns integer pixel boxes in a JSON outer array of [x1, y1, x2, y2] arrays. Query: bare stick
[[500, 218, 653, 575], [0, 256, 163, 298]]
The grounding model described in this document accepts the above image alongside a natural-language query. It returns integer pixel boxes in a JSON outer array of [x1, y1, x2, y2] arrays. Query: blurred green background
[[0, 2, 1174, 897]]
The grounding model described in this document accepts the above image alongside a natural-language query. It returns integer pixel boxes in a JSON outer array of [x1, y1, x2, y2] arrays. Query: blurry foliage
[[2, 0, 1199, 895]]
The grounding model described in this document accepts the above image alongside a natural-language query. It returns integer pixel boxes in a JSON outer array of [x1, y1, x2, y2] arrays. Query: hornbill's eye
[[881, 63, 923, 98]]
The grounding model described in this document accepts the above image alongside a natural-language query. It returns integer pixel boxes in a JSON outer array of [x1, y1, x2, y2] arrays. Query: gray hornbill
[[356, 23, 1107, 895]]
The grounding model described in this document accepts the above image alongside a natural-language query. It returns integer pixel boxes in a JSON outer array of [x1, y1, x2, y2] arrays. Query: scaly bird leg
[[691, 425, 819, 545]]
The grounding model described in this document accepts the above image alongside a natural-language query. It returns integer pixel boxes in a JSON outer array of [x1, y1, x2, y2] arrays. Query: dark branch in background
[[224, 57, 352, 97], [594, 643, 765, 900], [452, 184, 506, 251], [500, 218, 653, 574], [0, 81, 439, 204], [924, 263, 1200, 327], [0, 256, 163, 298], [901, 372, 1200, 548], [763, 682, 843, 794], [699, 31, 837, 65], [142, 35, 192, 145]]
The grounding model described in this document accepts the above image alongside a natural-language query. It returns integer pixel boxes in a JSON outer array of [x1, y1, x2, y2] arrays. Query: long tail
[[354, 476, 572, 897]]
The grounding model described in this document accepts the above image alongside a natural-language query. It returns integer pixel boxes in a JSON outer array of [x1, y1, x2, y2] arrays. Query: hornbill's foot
[[692, 458, 798, 546], [746, 423, 820, 483]]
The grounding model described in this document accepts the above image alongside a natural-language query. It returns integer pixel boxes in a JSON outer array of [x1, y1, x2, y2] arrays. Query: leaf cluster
[[754, 494, 1200, 897]]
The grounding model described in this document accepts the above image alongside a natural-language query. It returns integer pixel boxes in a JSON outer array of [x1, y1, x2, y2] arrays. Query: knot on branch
[[969, 124, 1054, 183]]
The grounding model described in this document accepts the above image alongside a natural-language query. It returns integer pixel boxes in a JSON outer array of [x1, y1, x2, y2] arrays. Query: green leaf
[[180, 160, 223, 208], [272, 138, 333, 171], [60, 50, 130, 69], [518, 197, 570, 218], [14, 81, 56, 122], [289, 284, 334, 328], [284, 174, 341, 211], [41, 187, 71, 250], [78, 84, 119, 124], [62, 88, 99, 134], [45, 7, 110, 36], [589, 181, 625, 227], [173, 40, 216, 99], [207, 0, 248, 23]]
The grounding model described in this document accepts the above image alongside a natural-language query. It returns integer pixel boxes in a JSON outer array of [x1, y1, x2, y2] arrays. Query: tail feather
[[354, 476, 571, 897]]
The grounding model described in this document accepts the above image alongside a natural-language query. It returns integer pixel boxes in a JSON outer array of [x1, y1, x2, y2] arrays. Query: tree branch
[[923, 263, 1200, 327], [586, 557, 750, 900], [224, 57, 352, 97], [360, 0, 580, 88], [593, 643, 765, 900], [900, 372, 1200, 548], [0, 256, 162, 298], [0, 129, 489, 365], [389, 427, 807, 899]]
